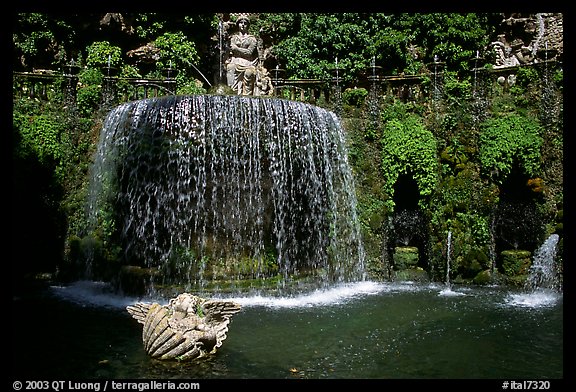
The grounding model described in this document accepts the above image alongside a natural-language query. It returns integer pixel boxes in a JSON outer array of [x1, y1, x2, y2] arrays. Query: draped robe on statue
[[226, 32, 259, 95]]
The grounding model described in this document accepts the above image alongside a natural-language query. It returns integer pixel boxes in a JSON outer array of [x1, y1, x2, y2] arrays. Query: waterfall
[[87, 95, 365, 292], [525, 234, 561, 292], [506, 234, 561, 307]]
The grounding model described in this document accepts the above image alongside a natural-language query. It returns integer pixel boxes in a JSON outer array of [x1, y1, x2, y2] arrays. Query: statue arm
[[230, 36, 257, 58]]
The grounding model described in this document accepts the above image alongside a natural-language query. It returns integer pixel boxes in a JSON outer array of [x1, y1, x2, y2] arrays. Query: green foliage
[[13, 13, 76, 69], [13, 94, 98, 245], [267, 14, 413, 81], [500, 249, 531, 276], [134, 14, 166, 39], [552, 69, 563, 87], [508, 67, 541, 107], [401, 13, 498, 71], [85, 41, 122, 68], [154, 31, 200, 73], [428, 154, 497, 274], [76, 68, 103, 117], [13, 12, 500, 86], [176, 80, 207, 95], [479, 114, 543, 182], [342, 87, 368, 107], [114, 65, 143, 100], [13, 111, 64, 166], [380, 113, 438, 209], [444, 73, 472, 101], [514, 66, 539, 88], [13, 14, 55, 59], [270, 13, 497, 78]]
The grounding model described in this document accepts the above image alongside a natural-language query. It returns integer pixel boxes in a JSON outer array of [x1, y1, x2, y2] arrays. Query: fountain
[[218, 19, 224, 85], [525, 234, 561, 292], [438, 230, 464, 297], [331, 57, 343, 115], [506, 234, 562, 308], [86, 94, 366, 295], [538, 41, 560, 130], [430, 54, 445, 104], [445, 230, 451, 287], [366, 55, 381, 137], [101, 54, 117, 108]]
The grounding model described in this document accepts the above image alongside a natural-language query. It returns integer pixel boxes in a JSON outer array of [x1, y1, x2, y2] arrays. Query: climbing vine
[[380, 113, 438, 209]]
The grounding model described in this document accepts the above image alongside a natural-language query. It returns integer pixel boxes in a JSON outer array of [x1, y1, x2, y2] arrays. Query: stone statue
[[226, 14, 259, 95], [255, 65, 274, 96], [225, 14, 274, 96], [127, 293, 241, 361], [491, 41, 521, 68]]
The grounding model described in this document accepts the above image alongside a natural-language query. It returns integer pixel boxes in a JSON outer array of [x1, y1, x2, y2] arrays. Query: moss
[[460, 248, 490, 278], [472, 269, 493, 285], [394, 267, 429, 282], [500, 249, 532, 276], [393, 246, 419, 270]]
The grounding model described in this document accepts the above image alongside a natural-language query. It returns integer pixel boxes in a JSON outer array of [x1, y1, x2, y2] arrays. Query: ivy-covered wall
[[343, 62, 563, 286], [12, 62, 563, 289]]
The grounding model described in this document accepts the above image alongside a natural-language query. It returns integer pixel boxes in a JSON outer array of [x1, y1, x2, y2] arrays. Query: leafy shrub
[[479, 113, 543, 182], [381, 114, 438, 209], [86, 41, 123, 68], [343, 87, 368, 107], [76, 68, 103, 117]]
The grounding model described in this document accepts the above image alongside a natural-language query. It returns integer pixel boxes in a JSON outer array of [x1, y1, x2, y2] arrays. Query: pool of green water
[[12, 280, 563, 381]]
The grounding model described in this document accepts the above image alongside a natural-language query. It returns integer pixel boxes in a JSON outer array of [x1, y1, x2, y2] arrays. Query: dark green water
[[12, 280, 563, 380]]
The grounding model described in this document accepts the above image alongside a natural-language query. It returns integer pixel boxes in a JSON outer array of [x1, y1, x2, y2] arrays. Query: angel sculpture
[[126, 293, 242, 361]]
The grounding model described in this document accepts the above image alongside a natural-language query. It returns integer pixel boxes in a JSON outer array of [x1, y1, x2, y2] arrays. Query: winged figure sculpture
[[126, 293, 241, 360]]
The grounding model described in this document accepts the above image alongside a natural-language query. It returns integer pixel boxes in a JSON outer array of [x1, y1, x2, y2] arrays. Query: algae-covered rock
[[394, 267, 429, 282], [393, 246, 419, 270], [473, 269, 493, 285], [500, 249, 531, 276]]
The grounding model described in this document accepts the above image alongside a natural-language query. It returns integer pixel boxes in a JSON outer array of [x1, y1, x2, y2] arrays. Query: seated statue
[[226, 15, 259, 95], [225, 14, 274, 96]]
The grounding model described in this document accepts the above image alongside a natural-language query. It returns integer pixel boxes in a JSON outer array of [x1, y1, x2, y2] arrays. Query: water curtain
[[88, 95, 365, 290]]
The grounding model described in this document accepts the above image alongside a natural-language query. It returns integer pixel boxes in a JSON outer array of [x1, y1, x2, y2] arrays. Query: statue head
[[234, 13, 251, 25]]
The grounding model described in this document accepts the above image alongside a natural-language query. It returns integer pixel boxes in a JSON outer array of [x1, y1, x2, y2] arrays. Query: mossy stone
[[473, 269, 493, 285], [500, 249, 532, 276], [393, 246, 419, 270]]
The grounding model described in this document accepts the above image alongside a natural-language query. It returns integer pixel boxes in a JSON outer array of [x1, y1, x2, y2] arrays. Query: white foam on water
[[50, 280, 159, 309], [504, 289, 561, 308], [219, 280, 421, 308], [438, 287, 467, 297], [50, 280, 419, 309]]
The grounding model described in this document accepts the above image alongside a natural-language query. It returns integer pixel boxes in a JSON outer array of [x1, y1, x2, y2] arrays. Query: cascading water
[[525, 234, 561, 292], [87, 94, 365, 293], [507, 233, 562, 307]]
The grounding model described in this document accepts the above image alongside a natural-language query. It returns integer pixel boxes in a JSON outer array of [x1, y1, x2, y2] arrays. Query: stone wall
[[489, 13, 563, 68]]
